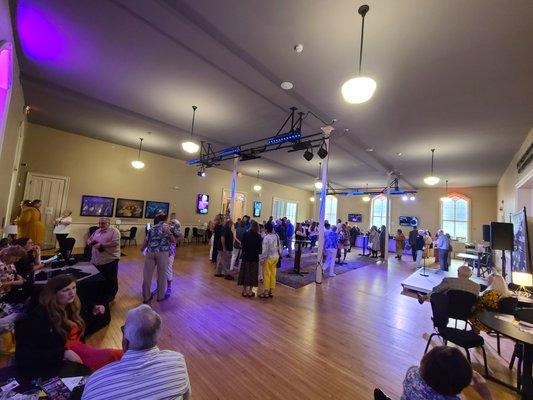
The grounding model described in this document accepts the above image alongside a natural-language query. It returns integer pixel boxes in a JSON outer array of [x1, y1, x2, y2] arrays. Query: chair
[[183, 227, 190, 244], [60, 237, 76, 259], [477, 252, 492, 277], [424, 291, 489, 376], [493, 296, 519, 355], [509, 307, 533, 390], [88, 226, 99, 236], [192, 227, 202, 244], [121, 227, 137, 247]]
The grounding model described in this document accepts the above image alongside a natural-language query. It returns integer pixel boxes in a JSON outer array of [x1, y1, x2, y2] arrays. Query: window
[[371, 195, 387, 228], [324, 195, 337, 225], [441, 193, 469, 242], [272, 198, 298, 222]]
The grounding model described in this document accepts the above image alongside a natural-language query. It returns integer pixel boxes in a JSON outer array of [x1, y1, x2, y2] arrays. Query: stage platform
[[401, 267, 487, 294]]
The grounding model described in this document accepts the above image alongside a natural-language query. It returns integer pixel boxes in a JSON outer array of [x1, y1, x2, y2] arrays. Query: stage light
[[402, 195, 408, 201], [267, 131, 301, 145], [317, 141, 328, 159], [303, 147, 314, 161], [409, 195, 416, 201], [197, 167, 206, 177]]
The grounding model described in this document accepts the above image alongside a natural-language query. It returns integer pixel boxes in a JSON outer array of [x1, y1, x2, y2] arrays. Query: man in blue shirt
[[435, 229, 450, 271], [285, 219, 294, 258]]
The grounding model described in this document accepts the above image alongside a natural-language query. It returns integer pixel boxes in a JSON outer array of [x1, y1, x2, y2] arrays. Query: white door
[[23, 173, 70, 249]]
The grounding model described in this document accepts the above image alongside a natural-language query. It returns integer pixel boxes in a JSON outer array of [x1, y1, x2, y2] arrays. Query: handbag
[[276, 235, 282, 268]]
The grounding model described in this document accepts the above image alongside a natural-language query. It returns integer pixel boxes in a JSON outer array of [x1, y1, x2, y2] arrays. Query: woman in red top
[[17, 274, 122, 372]]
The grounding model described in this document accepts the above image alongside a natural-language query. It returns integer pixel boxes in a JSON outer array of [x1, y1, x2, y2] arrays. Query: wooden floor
[[80, 245, 519, 399]]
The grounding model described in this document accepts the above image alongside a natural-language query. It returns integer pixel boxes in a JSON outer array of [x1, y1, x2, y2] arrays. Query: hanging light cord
[[137, 138, 143, 159], [190, 106, 197, 138], [357, 5, 369, 75]]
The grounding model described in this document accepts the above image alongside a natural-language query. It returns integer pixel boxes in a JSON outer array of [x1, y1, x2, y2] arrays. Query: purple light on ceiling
[[0, 46, 12, 141], [17, 0, 67, 64]]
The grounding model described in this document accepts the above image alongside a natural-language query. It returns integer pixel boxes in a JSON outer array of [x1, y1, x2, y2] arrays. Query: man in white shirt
[[82, 305, 191, 400]]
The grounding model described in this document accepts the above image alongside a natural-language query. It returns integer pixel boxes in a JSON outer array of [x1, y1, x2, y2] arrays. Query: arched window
[[441, 193, 470, 242], [371, 195, 387, 228], [324, 195, 337, 224]]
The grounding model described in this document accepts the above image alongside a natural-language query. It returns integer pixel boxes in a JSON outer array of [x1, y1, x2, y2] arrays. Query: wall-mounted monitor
[[115, 198, 144, 218], [197, 194, 209, 214], [253, 201, 262, 218], [400, 216, 419, 227], [80, 195, 114, 217], [348, 213, 362, 223], [145, 201, 170, 219]]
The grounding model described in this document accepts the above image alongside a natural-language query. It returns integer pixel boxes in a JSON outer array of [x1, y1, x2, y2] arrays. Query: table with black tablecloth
[[478, 311, 533, 399]]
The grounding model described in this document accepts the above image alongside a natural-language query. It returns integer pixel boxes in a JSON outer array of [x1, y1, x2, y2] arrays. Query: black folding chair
[[509, 308, 533, 390], [121, 227, 138, 247], [374, 388, 392, 400], [425, 291, 489, 376], [183, 227, 190, 244]]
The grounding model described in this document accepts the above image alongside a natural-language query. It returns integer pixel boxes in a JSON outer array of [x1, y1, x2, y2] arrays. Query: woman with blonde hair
[[15, 274, 122, 374], [471, 274, 513, 332]]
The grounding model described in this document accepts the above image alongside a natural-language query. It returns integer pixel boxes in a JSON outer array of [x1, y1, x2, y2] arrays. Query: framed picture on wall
[[80, 195, 114, 217], [253, 201, 262, 217], [145, 201, 170, 219], [115, 198, 144, 218]]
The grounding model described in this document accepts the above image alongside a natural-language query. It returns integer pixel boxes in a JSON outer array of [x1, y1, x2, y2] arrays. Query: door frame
[[23, 172, 71, 214]]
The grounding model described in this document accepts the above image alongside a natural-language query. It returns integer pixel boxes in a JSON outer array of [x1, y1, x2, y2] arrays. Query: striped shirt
[[82, 347, 190, 400]]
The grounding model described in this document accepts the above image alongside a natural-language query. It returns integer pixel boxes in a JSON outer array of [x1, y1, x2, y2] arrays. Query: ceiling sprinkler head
[[294, 44, 304, 53]]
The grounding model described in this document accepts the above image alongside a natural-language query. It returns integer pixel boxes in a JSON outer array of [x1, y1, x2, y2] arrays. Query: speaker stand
[[420, 251, 429, 277], [501, 250, 507, 278]]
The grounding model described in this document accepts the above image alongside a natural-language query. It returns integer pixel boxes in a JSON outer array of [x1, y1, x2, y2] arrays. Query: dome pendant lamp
[[253, 170, 262, 192], [423, 149, 440, 186], [181, 105, 200, 154], [341, 4, 377, 104], [314, 162, 323, 190], [131, 138, 145, 169], [440, 179, 451, 202]]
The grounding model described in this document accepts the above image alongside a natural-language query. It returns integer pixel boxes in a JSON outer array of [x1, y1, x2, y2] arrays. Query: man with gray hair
[[82, 305, 190, 400], [417, 265, 481, 304]]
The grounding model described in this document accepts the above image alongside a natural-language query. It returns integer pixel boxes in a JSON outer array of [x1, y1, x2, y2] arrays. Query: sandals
[[242, 292, 248, 297], [258, 292, 269, 298], [247, 292, 256, 297]]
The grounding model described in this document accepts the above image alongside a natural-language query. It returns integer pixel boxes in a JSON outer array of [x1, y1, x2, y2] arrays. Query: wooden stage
[[401, 266, 488, 294], [12, 246, 519, 399]]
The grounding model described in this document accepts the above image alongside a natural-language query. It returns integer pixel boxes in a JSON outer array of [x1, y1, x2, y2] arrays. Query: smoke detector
[[294, 44, 303, 53]]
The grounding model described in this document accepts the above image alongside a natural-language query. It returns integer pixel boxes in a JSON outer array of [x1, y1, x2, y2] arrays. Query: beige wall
[[337, 186, 497, 244], [0, 0, 26, 228], [13, 123, 313, 244]]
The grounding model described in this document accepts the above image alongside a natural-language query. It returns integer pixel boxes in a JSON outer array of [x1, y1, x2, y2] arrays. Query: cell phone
[[41, 377, 71, 399]]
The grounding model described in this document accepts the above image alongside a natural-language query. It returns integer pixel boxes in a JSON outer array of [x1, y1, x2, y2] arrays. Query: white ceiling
[[13, 0, 533, 190]]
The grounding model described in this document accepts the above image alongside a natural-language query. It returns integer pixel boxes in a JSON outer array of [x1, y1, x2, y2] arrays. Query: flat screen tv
[[253, 201, 262, 218], [145, 201, 170, 219], [197, 194, 209, 214], [348, 213, 362, 223], [80, 195, 114, 217], [399, 216, 419, 227]]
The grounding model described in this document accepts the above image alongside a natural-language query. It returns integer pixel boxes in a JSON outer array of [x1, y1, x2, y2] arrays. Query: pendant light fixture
[[309, 196, 315, 202], [440, 179, 451, 202], [181, 105, 200, 154], [253, 170, 262, 192], [131, 138, 145, 169], [423, 148, 440, 185], [341, 4, 377, 104], [314, 162, 323, 190], [362, 183, 371, 202]]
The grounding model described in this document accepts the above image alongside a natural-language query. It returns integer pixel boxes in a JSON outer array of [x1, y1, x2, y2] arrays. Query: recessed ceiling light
[[366, 148, 374, 152], [281, 81, 294, 90], [294, 44, 303, 53], [397, 152, 402, 156]]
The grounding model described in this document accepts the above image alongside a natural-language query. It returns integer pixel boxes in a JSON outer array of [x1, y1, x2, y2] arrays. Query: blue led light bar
[[186, 158, 201, 165], [267, 131, 302, 145], [218, 147, 241, 157]]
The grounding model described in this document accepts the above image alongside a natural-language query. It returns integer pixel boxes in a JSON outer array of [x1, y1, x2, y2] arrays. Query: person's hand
[[470, 371, 492, 400], [63, 349, 83, 364], [12, 275, 25, 286], [92, 305, 105, 315]]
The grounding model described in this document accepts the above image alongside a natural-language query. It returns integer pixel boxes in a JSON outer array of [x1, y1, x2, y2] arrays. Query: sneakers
[[157, 293, 170, 302]]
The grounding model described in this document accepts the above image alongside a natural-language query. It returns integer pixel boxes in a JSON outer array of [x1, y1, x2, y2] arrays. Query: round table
[[478, 311, 533, 399]]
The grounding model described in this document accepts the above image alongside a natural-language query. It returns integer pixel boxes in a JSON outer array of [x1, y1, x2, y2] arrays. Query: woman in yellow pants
[[259, 223, 280, 298]]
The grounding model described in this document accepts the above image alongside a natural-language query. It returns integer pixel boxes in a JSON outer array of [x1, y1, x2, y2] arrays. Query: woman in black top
[[238, 221, 262, 297]]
